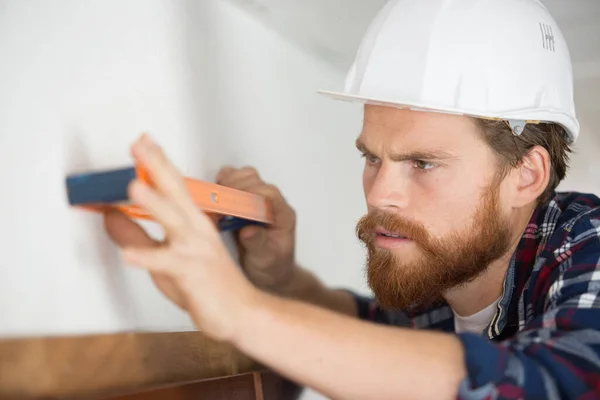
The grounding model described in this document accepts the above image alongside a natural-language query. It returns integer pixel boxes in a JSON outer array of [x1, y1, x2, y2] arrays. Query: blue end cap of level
[[218, 215, 266, 232], [65, 166, 137, 205]]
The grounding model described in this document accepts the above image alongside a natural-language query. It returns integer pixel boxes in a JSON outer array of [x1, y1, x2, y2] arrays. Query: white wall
[[2, 0, 598, 335], [558, 76, 600, 194], [0, 0, 368, 338]]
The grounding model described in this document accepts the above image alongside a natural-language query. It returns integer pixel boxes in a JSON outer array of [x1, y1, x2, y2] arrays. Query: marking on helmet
[[539, 23, 555, 52]]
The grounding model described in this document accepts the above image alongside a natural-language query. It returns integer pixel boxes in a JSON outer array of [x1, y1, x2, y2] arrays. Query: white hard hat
[[319, 0, 580, 143]]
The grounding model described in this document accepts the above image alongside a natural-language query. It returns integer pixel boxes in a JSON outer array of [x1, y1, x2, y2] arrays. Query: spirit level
[[65, 164, 274, 232]]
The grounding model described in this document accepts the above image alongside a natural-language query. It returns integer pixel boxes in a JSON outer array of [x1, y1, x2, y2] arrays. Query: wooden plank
[[260, 371, 304, 400], [102, 373, 258, 400], [253, 372, 264, 400], [0, 331, 262, 400], [100, 372, 303, 400]]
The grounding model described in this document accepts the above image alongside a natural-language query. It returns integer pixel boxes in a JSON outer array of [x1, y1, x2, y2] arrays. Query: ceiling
[[227, 0, 600, 79]]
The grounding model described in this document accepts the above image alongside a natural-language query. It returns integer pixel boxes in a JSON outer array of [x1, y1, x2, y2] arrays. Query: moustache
[[355, 209, 430, 247]]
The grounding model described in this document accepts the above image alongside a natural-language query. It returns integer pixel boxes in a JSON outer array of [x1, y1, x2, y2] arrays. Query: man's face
[[355, 105, 513, 312]]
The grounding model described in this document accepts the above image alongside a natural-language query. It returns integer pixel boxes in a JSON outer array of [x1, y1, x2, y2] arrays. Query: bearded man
[[105, 0, 600, 398]]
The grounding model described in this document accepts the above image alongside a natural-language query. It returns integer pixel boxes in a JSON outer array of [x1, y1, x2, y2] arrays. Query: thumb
[[238, 225, 267, 252]]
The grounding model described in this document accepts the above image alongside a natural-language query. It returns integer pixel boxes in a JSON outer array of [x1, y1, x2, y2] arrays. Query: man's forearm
[[272, 264, 358, 317], [233, 289, 466, 400]]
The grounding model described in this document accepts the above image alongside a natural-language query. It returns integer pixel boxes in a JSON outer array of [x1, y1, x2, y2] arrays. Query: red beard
[[355, 183, 511, 312]]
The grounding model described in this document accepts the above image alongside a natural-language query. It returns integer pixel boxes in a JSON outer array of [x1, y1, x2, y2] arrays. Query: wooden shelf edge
[[0, 331, 262, 399]]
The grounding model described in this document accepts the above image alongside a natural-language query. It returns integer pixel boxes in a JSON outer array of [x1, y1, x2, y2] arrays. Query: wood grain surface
[[104, 371, 303, 400], [0, 331, 262, 400]]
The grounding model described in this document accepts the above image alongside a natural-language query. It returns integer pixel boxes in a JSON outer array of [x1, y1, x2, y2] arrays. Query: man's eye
[[361, 153, 380, 165], [413, 160, 437, 170]]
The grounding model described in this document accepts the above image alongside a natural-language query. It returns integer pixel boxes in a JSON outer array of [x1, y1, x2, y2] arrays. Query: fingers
[[130, 134, 216, 233], [104, 210, 160, 248], [238, 225, 267, 251], [217, 166, 261, 188], [131, 134, 197, 215], [123, 246, 177, 275], [243, 183, 293, 223], [216, 167, 291, 217], [216, 166, 235, 183], [128, 179, 192, 238], [223, 176, 264, 192]]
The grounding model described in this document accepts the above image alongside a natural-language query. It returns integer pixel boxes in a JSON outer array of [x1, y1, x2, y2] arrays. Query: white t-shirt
[[453, 297, 501, 334]]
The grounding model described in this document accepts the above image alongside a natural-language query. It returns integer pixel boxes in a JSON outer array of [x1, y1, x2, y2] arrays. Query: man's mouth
[[379, 232, 405, 238], [375, 228, 408, 240], [373, 228, 412, 250]]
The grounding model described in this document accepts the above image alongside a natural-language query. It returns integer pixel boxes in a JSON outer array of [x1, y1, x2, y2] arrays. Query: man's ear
[[511, 145, 551, 207]]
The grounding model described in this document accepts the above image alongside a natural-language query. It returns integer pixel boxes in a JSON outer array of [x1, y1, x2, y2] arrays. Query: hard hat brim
[[317, 89, 579, 144]]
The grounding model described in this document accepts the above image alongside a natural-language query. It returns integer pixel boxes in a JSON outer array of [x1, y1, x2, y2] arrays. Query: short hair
[[474, 118, 572, 204]]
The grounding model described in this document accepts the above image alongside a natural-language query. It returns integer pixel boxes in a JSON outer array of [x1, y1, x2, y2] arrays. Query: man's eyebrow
[[355, 139, 371, 155], [389, 150, 458, 162], [355, 139, 457, 162]]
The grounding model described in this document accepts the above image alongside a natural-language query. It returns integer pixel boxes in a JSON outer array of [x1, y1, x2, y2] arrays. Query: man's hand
[[216, 166, 297, 291], [103, 134, 259, 343], [216, 166, 358, 317]]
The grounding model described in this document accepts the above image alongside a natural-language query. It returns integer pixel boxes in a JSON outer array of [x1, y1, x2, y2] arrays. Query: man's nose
[[366, 166, 409, 211]]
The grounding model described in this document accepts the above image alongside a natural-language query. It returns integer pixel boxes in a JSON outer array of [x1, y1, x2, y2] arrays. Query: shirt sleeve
[[455, 229, 600, 400]]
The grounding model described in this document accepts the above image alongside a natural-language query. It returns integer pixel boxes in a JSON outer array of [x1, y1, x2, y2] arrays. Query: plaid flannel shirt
[[351, 191, 600, 399]]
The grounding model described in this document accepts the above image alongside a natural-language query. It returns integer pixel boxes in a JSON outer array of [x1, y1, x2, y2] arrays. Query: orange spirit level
[[65, 164, 274, 232]]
